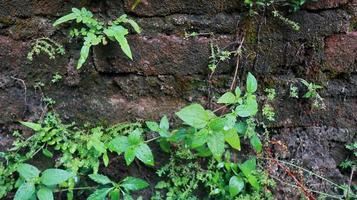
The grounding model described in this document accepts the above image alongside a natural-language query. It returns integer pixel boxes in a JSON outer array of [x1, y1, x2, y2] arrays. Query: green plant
[[53, 8, 141, 69], [51, 73, 63, 83], [14, 163, 73, 200], [208, 42, 233, 73], [272, 10, 300, 31], [340, 142, 357, 170], [300, 79, 325, 109], [88, 174, 148, 200], [27, 37, 65, 61], [262, 104, 275, 121], [265, 88, 276, 101], [108, 128, 154, 166], [290, 84, 299, 98]]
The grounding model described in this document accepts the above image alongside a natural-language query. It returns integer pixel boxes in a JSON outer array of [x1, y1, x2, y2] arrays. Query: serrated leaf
[[41, 169, 73, 186], [108, 136, 129, 154], [20, 121, 42, 131], [121, 177, 149, 191], [176, 104, 213, 129], [17, 163, 40, 181], [14, 183, 35, 200], [207, 132, 225, 160], [246, 72, 257, 93], [87, 187, 113, 200], [37, 187, 54, 200], [89, 174, 113, 185], [217, 92, 236, 104], [224, 129, 241, 150], [229, 176, 244, 197], [135, 143, 154, 166]]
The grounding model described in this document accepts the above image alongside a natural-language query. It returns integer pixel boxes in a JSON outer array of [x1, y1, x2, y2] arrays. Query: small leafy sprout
[[42, 97, 56, 106], [27, 37, 65, 62], [88, 174, 149, 200], [53, 8, 141, 69], [340, 142, 357, 170], [272, 10, 300, 31], [108, 128, 154, 166], [300, 79, 325, 109], [290, 84, 299, 98], [34, 81, 45, 89], [262, 104, 275, 121], [265, 88, 276, 101], [208, 42, 233, 73], [184, 31, 199, 38], [14, 163, 73, 200], [51, 73, 63, 83]]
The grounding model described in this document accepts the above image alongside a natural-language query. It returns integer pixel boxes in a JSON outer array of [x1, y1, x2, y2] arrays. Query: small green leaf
[[135, 143, 154, 166], [250, 134, 262, 153], [176, 104, 214, 129], [159, 115, 169, 130], [87, 187, 113, 200], [109, 189, 120, 200], [108, 136, 129, 154], [128, 129, 143, 145], [246, 72, 258, 93], [124, 147, 136, 166], [53, 13, 77, 26], [14, 183, 35, 200], [41, 169, 73, 186], [103, 152, 109, 167], [224, 129, 241, 150], [20, 121, 42, 131], [155, 181, 169, 189], [121, 177, 149, 191], [89, 174, 113, 185], [235, 87, 241, 97], [207, 132, 225, 160], [37, 187, 54, 200], [191, 128, 209, 148], [239, 158, 260, 190], [229, 176, 244, 197], [217, 92, 236, 104], [17, 163, 40, 181], [42, 149, 53, 158], [145, 121, 159, 132]]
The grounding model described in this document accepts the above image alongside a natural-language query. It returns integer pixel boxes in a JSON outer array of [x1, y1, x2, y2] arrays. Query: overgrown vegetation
[[1, 1, 355, 200], [53, 8, 141, 69]]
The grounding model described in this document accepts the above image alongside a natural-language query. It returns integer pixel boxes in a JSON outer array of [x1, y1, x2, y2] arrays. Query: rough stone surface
[[0, 0, 356, 199]]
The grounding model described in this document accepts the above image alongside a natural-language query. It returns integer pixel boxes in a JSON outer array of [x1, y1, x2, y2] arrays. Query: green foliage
[[265, 88, 276, 101], [51, 72, 63, 83], [300, 79, 325, 109], [290, 84, 299, 98], [208, 42, 233, 73], [108, 128, 154, 166], [340, 142, 357, 170], [262, 104, 275, 121], [88, 174, 148, 200], [14, 163, 72, 200], [27, 37, 65, 62], [53, 8, 141, 69]]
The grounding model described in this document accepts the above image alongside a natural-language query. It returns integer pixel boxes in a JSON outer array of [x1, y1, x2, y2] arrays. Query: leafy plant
[[262, 104, 275, 121], [27, 37, 65, 61], [290, 84, 299, 98], [53, 8, 141, 69], [108, 128, 154, 166], [14, 163, 73, 200], [340, 142, 357, 170], [88, 174, 148, 200], [300, 79, 325, 109], [51, 73, 63, 83]]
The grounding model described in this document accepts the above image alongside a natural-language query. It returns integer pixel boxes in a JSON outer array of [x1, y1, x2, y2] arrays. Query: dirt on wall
[[0, 0, 356, 199]]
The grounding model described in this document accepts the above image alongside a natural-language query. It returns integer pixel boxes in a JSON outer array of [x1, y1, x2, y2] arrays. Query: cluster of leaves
[[53, 8, 141, 69], [88, 174, 148, 200], [0, 113, 141, 199], [340, 142, 357, 170], [289, 79, 325, 109], [27, 37, 65, 61], [14, 163, 73, 200], [244, 0, 317, 12], [152, 148, 275, 200], [208, 42, 233, 73]]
